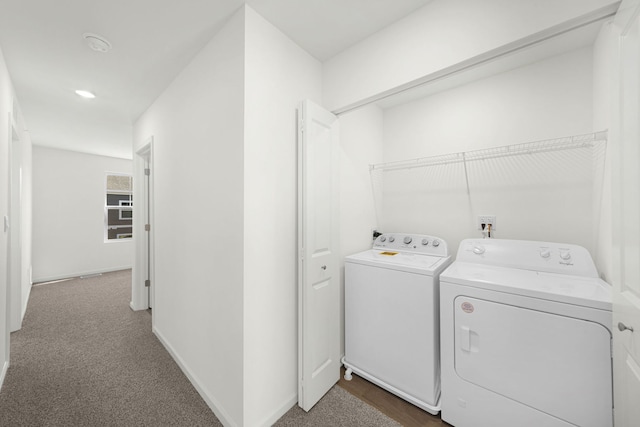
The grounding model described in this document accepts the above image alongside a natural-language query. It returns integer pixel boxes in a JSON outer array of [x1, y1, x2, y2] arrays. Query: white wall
[[338, 104, 384, 354], [243, 6, 322, 426], [0, 45, 33, 386], [31, 147, 132, 282], [134, 8, 245, 426], [323, 0, 618, 112], [0, 44, 12, 388], [376, 47, 597, 258], [9, 104, 33, 331], [134, 6, 325, 425]]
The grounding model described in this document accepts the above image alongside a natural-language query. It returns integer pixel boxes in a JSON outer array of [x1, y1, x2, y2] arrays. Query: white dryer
[[343, 233, 452, 414], [440, 239, 612, 427]]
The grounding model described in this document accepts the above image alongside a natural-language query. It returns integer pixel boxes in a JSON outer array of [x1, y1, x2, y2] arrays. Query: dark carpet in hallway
[[0, 270, 222, 426]]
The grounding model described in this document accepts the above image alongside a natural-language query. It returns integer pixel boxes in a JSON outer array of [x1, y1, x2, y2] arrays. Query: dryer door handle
[[460, 326, 471, 352]]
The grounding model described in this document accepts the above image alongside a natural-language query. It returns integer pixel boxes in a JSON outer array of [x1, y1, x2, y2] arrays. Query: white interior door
[[297, 99, 340, 411], [612, 1, 640, 426]]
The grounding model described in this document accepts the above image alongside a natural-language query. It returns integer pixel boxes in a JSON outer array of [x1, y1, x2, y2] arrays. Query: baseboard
[[153, 326, 237, 427], [21, 284, 31, 321], [0, 360, 8, 391], [33, 266, 132, 284], [256, 392, 298, 427]]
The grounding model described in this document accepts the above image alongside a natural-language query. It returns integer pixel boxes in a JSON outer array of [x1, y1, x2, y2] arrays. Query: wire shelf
[[369, 131, 608, 172]]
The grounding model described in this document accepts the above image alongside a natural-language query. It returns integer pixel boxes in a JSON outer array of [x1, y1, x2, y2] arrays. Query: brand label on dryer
[[461, 302, 474, 313]]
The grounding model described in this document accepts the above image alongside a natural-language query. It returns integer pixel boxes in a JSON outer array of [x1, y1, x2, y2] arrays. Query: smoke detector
[[83, 33, 112, 53]]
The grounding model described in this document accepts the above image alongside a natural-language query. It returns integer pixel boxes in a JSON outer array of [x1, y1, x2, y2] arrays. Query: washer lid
[[346, 249, 451, 275], [441, 262, 611, 311]]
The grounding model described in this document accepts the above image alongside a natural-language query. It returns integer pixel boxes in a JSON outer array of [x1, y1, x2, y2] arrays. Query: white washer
[[343, 233, 452, 414], [440, 239, 612, 427]]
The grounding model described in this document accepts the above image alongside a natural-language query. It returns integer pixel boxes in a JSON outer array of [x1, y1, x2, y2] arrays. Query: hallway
[[0, 270, 222, 426]]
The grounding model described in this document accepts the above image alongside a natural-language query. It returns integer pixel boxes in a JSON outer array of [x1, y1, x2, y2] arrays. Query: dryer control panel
[[373, 233, 449, 257], [456, 238, 599, 278]]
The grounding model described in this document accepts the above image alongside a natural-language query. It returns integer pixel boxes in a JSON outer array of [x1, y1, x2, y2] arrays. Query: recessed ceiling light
[[82, 32, 112, 53], [75, 90, 96, 99]]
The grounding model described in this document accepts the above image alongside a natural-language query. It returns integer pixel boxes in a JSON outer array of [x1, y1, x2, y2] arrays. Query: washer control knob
[[560, 250, 571, 260], [421, 238, 429, 246], [379, 236, 386, 242], [403, 236, 412, 244], [540, 249, 551, 258], [432, 239, 440, 247], [388, 236, 395, 243], [472, 245, 485, 254]]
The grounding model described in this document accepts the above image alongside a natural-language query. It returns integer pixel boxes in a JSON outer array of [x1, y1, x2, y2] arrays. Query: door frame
[[7, 114, 22, 332], [131, 137, 155, 312], [611, 0, 640, 425]]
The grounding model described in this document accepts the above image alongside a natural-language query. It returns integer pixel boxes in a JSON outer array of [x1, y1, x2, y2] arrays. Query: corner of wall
[[132, 6, 247, 426], [0, 44, 15, 384], [592, 20, 616, 281], [242, 6, 322, 426]]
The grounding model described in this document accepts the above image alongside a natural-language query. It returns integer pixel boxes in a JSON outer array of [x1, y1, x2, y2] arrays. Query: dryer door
[[454, 296, 612, 427]]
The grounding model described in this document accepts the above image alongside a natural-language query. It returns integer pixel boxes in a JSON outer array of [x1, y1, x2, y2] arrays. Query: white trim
[[0, 360, 8, 391], [32, 266, 132, 285], [153, 326, 237, 427], [104, 237, 134, 244], [332, 3, 619, 115], [4, 113, 11, 378], [21, 283, 31, 321], [255, 393, 298, 427], [131, 137, 154, 311]]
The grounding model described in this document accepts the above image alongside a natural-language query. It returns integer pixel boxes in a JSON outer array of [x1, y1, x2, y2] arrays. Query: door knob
[[618, 322, 634, 332]]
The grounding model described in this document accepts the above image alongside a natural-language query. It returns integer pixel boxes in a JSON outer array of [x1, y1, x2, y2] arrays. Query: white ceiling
[[0, 0, 431, 159]]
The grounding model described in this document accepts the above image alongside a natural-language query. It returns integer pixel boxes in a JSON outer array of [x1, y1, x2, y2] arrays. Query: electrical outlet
[[477, 215, 496, 230]]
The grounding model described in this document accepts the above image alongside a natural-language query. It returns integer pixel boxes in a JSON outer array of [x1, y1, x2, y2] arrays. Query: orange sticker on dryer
[[379, 251, 398, 256]]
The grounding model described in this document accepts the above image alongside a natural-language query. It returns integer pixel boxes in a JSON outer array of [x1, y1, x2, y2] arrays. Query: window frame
[[104, 172, 133, 243]]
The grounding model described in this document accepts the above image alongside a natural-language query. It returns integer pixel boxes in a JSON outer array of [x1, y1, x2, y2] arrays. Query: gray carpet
[[0, 270, 222, 426], [0, 270, 400, 426]]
